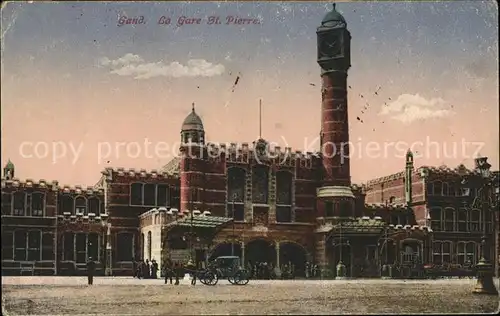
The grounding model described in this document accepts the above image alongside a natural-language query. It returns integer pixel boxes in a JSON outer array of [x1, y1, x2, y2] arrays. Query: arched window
[[12, 192, 25, 216], [31, 192, 45, 217], [60, 195, 74, 215], [157, 184, 169, 207], [457, 208, 467, 231], [457, 242, 466, 265], [466, 242, 476, 263], [448, 184, 456, 196], [430, 207, 442, 231], [433, 181, 442, 195], [444, 208, 455, 231], [252, 165, 269, 204], [147, 231, 152, 260], [130, 183, 143, 206], [154, 214, 160, 225], [88, 197, 100, 215], [141, 233, 145, 260], [75, 196, 87, 215]]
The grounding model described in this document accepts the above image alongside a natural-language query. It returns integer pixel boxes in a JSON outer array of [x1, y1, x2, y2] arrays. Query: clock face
[[319, 32, 343, 59]]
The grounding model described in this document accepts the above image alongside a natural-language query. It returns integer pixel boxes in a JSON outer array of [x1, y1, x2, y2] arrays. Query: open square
[[2, 277, 499, 315]]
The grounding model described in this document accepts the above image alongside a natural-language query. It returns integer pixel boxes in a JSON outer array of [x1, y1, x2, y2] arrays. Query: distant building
[[2, 5, 497, 278]]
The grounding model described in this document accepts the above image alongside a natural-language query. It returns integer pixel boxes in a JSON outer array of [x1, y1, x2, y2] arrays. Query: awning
[[326, 217, 386, 236], [164, 216, 233, 233]]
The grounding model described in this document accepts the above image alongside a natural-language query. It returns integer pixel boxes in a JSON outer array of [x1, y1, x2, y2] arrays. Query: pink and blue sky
[[1, 1, 498, 186]]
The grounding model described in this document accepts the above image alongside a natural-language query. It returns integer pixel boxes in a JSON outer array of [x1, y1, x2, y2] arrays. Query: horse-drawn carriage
[[191, 256, 250, 286]]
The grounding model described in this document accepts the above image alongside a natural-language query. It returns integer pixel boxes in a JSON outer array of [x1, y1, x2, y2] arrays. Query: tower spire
[[259, 99, 262, 139], [192, 102, 195, 112]]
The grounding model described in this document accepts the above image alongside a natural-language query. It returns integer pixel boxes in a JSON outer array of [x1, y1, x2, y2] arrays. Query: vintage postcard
[[1, 1, 499, 315]]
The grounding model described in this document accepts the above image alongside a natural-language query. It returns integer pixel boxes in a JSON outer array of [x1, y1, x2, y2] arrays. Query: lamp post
[[189, 189, 194, 262], [460, 158, 498, 295], [335, 220, 347, 279], [231, 193, 236, 256]]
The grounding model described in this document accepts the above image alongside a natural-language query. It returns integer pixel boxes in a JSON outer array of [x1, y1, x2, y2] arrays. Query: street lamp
[[335, 220, 347, 279], [460, 158, 498, 295]]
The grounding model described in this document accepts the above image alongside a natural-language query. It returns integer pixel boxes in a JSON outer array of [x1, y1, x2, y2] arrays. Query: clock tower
[[316, 3, 354, 219]]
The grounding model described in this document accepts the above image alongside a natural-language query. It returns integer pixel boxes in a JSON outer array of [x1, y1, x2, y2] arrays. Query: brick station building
[[2, 5, 498, 277]]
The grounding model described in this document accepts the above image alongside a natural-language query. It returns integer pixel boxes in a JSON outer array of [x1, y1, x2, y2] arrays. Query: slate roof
[[160, 157, 181, 176]]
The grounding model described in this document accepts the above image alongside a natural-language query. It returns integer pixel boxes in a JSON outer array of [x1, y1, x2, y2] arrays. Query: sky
[[1, 1, 499, 186]]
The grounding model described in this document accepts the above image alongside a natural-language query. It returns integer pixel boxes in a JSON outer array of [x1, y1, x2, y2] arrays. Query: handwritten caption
[[118, 15, 261, 27]]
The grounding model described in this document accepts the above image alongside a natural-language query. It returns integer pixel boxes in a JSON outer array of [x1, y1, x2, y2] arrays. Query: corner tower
[[179, 103, 205, 212], [316, 4, 354, 218]]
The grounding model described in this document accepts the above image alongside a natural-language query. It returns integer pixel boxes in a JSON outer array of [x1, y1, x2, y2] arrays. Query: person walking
[[87, 257, 96, 285], [164, 258, 173, 285]]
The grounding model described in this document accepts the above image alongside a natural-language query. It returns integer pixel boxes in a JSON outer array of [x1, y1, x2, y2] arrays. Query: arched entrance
[[279, 242, 308, 277], [245, 239, 276, 267], [333, 244, 352, 277], [209, 242, 242, 261]]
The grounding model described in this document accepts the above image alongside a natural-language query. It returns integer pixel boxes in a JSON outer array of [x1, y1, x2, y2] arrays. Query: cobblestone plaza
[[2, 277, 499, 315]]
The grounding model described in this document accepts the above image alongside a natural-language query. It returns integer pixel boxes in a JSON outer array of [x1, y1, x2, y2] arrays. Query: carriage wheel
[[228, 275, 236, 284], [233, 270, 249, 286], [205, 271, 219, 286]]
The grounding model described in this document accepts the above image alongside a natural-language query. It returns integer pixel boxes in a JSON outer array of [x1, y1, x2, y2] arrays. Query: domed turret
[[320, 3, 346, 28], [181, 103, 205, 144], [3, 159, 15, 180]]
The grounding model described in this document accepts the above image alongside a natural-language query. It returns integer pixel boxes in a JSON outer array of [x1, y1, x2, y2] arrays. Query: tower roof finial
[[192, 102, 195, 112], [332, 2, 336, 10]]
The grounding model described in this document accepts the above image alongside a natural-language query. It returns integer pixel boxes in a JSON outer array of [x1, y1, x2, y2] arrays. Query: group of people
[[133, 259, 159, 279]]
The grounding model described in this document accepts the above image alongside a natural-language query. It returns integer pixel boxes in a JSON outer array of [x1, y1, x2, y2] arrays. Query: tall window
[[130, 183, 143, 206], [27, 231, 41, 261], [75, 197, 87, 215], [227, 203, 245, 221], [432, 241, 452, 264], [433, 181, 442, 195], [227, 167, 246, 203], [252, 165, 269, 204], [88, 197, 100, 215], [469, 209, 480, 232], [42, 233, 54, 261], [31, 192, 45, 216], [14, 230, 27, 260], [227, 167, 246, 220], [432, 241, 442, 264], [325, 201, 334, 217], [430, 208, 441, 231], [146, 231, 152, 261], [466, 242, 476, 263], [457, 208, 467, 231], [339, 200, 352, 217], [13, 192, 25, 216], [60, 195, 75, 215], [444, 208, 454, 231], [75, 233, 87, 263], [63, 232, 75, 261], [88, 233, 99, 261], [117, 233, 134, 262], [2, 192, 12, 215], [2, 231, 13, 260], [442, 183, 449, 195], [143, 184, 156, 206], [157, 185, 169, 207], [276, 171, 292, 223], [457, 242, 466, 265], [448, 184, 456, 196], [141, 233, 145, 260]]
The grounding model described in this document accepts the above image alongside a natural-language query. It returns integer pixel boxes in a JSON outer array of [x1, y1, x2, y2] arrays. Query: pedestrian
[[174, 261, 181, 285], [164, 258, 173, 285], [132, 257, 137, 278], [87, 256, 95, 285], [151, 259, 158, 279]]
